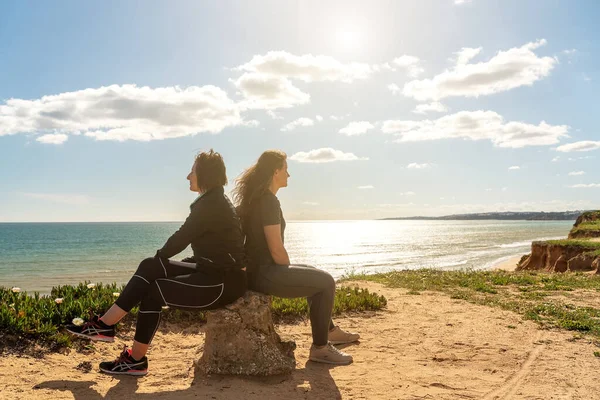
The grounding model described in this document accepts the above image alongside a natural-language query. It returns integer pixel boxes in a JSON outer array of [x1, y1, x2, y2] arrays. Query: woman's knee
[[136, 257, 163, 278]]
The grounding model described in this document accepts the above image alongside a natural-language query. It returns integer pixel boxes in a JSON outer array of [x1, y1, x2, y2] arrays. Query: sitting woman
[[67, 149, 247, 376], [233, 150, 359, 365]]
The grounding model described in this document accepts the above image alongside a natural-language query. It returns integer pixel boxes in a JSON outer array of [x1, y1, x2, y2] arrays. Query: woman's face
[[187, 160, 201, 193], [273, 160, 290, 189]]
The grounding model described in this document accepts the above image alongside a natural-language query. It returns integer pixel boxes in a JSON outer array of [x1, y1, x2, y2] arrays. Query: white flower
[[11, 287, 21, 293], [9, 303, 14, 308], [86, 283, 96, 289], [161, 305, 170, 310], [112, 292, 120, 297], [72, 318, 84, 326], [55, 298, 64, 304]]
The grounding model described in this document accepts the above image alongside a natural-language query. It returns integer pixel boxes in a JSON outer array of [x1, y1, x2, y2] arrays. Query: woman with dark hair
[[67, 149, 247, 376], [233, 150, 359, 365]]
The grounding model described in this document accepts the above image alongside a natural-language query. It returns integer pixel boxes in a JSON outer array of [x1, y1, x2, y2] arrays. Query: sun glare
[[335, 30, 362, 51]]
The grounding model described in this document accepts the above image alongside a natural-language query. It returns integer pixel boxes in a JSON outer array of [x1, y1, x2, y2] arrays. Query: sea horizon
[[0, 219, 573, 295]]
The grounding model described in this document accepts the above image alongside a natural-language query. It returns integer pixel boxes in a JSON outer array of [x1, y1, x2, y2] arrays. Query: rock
[[195, 291, 296, 376], [516, 241, 597, 272], [567, 253, 597, 272]]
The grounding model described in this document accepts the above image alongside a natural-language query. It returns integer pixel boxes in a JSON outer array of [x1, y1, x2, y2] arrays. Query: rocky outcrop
[[195, 291, 296, 376], [568, 211, 600, 239], [517, 241, 600, 273]]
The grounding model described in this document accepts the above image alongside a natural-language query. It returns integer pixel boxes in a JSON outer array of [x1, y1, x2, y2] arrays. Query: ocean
[[0, 220, 574, 294]]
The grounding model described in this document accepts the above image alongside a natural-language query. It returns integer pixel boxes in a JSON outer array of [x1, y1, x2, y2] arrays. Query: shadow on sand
[[35, 359, 343, 400]]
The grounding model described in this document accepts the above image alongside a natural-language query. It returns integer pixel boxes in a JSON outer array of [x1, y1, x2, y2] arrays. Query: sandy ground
[[2, 280, 600, 400], [492, 256, 522, 272]]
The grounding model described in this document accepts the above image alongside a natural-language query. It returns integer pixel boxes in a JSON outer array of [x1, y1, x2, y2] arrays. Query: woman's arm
[[156, 205, 206, 260], [264, 224, 290, 265]]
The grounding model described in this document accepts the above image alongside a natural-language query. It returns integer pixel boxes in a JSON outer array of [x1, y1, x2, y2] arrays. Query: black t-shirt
[[244, 192, 286, 270]]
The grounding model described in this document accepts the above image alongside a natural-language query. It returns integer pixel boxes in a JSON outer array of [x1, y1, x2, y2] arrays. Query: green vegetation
[[343, 269, 600, 338], [544, 240, 600, 249], [571, 221, 600, 233], [0, 282, 386, 350]]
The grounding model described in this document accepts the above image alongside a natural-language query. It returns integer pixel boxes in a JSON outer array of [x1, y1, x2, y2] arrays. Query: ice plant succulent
[[87, 283, 96, 289], [55, 298, 64, 304], [11, 287, 21, 293]]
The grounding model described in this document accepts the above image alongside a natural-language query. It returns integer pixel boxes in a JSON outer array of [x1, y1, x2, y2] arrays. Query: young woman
[[233, 150, 359, 365], [67, 149, 247, 376]]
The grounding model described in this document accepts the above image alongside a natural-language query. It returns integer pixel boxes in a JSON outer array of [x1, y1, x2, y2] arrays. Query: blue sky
[[0, 0, 598, 222]]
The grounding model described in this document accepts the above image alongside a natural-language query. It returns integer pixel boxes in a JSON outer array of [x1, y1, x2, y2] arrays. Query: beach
[[2, 280, 599, 399]]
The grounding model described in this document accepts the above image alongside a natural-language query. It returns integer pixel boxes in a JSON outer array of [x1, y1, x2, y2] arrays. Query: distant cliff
[[516, 211, 600, 273], [381, 211, 583, 221], [568, 211, 600, 239]]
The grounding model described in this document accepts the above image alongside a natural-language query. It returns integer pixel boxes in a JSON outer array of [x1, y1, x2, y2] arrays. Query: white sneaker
[[328, 326, 360, 345], [309, 343, 353, 365]]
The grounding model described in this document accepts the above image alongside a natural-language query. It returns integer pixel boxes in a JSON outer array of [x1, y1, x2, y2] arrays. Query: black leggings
[[115, 257, 246, 344]]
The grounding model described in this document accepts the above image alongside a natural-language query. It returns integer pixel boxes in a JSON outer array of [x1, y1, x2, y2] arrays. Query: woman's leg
[[99, 267, 244, 376], [130, 268, 243, 356], [253, 264, 335, 346], [103, 257, 198, 325]]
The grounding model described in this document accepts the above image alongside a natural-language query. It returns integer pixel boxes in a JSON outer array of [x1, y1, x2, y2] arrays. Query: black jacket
[[156, 187, 245, 269]]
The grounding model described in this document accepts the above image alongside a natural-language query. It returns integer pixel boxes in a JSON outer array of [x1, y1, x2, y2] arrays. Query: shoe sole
[[66, 329, 115, 343], [309, 356, 353, 365], [99, 367, 148, 376], [329, 339, 359, 345]]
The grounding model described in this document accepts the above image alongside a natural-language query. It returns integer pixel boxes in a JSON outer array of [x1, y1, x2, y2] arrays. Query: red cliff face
[[516, 242, 599, 273]]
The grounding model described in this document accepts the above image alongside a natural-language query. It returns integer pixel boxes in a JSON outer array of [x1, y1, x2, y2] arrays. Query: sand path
[[1, 281, 599, 399]]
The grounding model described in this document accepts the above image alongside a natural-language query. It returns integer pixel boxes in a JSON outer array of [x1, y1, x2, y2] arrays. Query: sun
[[335, 30, 362, 51]]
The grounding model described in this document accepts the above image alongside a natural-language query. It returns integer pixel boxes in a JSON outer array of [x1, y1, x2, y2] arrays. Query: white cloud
[[19, 192, 91, 205], [388, 83, 402, 95], [339, 121, 374, 136], [568, 156, 594, 161], [454, 47, 481, 65], [403, 40, 556, 101], [552, 156, 560, 162], [454, 0, 473, 4], [407, 163, 433, 169], [235, 51, 374, 83], [400, 191, 416, 196], [357, 185, 374, 189], [303, 201, 320, 206], [556, 141, 600, 152], [232, 73, 310, 110], [290, 148, 369, 163], [382, 110, 568, 148], [508, 166, 520, 170], [316, 115, 323, 121], [0, 84, 242, 142], [413, 102, 448, 114], [36, 133, 68, 145], [568, 171, 585, 176], [570, 183, 600, 188], [392, 55, 424, 78], [281, 117, 314, 132]]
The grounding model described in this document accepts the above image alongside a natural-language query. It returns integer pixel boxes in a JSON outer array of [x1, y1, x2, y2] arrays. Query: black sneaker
[[66, 315, 115, 342], [99, 346, 148, 376]]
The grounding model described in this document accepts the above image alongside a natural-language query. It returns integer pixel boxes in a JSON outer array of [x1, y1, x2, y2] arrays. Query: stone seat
[[195, 291, 296, 376]]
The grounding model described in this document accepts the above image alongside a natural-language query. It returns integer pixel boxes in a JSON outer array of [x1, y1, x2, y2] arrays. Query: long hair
[[232, 150, 287, 219]]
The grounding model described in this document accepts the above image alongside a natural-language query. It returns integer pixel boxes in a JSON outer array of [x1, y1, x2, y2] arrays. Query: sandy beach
[[492, 255, 523, 272], [2, 280, 599, 399]]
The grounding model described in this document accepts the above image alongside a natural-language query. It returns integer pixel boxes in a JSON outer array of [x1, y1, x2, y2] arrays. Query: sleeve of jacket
[[156, 202, 206, 260]]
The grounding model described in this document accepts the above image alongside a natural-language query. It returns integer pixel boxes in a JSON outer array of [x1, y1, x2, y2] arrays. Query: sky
[[0, 0, 599, 222]]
